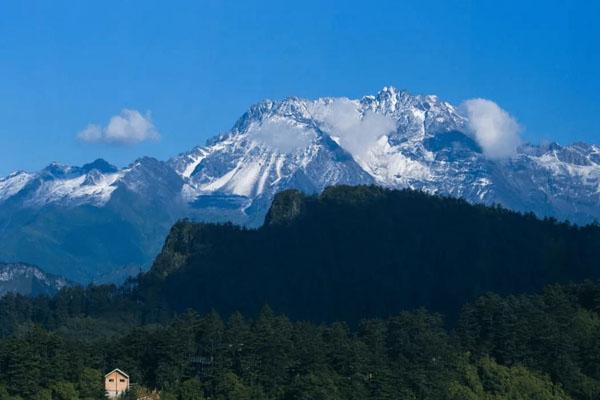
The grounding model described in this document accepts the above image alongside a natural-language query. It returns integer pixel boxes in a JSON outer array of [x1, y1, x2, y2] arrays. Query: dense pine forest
[[1, 185, 600, 399], [0, 280, 600, 399]]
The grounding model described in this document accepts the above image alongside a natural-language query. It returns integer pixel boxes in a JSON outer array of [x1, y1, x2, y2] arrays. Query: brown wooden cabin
[[105, 368, 130, 398]]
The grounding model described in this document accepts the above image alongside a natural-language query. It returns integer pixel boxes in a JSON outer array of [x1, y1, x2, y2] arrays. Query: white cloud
[[77, 124, 103, 142], [250, 118, 316, 153], [309, 98, 396, 160], [460, 99, 521, 159], [77, 109, 160, 145]]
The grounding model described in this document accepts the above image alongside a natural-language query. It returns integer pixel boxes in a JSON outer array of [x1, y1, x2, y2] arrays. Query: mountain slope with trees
[[140, 185, 600, 322]]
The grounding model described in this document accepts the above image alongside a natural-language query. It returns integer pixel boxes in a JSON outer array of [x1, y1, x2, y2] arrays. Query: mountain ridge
[[0, 262, 69, 297]]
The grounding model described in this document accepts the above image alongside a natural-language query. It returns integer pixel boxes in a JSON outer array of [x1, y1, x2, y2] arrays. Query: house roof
[[105, 368, 129, 379]]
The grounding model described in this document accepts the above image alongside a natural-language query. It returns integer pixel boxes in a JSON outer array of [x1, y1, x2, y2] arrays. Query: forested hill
[[140, 185, 600, 322]]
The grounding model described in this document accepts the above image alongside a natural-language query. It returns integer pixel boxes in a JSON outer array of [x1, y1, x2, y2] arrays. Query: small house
[[105, 368, 130, 398]]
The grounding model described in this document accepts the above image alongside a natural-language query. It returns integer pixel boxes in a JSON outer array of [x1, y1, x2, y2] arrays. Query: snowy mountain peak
[[169, 87, 600, 225], [81, 158, 118, 174], [0, 160, 123, 207], [42, 162, 75, 177]]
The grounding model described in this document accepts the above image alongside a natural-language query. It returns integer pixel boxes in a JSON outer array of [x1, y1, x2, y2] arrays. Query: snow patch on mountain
[[0, 172, 34, 201], [0, 262, 69, 297], [25, 170, 124, 207], [0, 160, 127, 208]]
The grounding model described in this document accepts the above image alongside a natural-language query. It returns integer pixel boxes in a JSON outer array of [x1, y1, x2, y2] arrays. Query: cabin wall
[[105, 371, 129, 397]]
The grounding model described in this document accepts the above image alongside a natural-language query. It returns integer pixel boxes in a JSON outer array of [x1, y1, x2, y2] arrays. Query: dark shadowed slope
[[139, 185, 600, 322]]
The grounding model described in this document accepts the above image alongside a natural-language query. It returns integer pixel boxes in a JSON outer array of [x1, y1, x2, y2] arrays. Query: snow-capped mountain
[[1, 86, 599, 282], [0, 158, 182, 209], [0, 159, 122, 208], [0, 157, 185, 282], [0, 262, 69, 297], [170, 86, 600, 224]]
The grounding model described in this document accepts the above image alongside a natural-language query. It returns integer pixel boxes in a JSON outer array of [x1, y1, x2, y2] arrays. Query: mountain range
[[0, 262, 68, 297], [1, 86, 599, 282]]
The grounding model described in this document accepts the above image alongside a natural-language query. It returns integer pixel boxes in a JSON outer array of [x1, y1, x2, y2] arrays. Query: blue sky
[[1, 0, 599, 175]]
